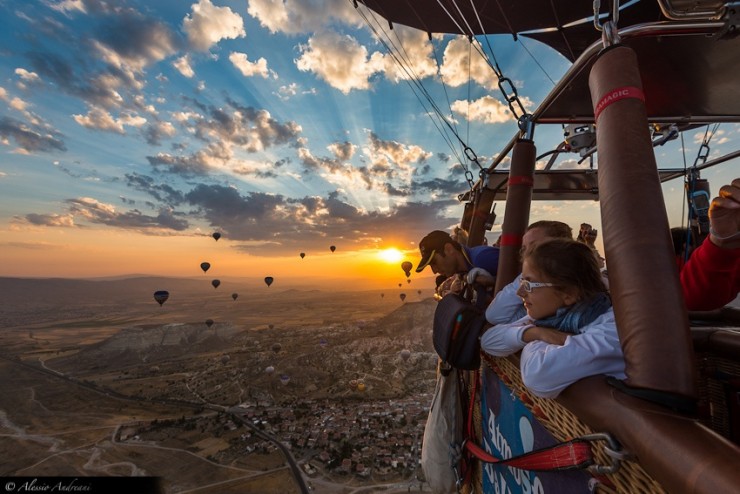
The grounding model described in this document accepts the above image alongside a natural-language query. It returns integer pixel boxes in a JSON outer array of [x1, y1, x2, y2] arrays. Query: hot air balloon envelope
[[211, 279, 220, 289], [264, 276, 273, 287], [231, 293, 238, 300], [280, 374, 290, 385], [400, 293, 406, 301], [357, 382, 366, 392], [400, 349, 411, 361], [212, 232, 221, 241], [300, 252, 305, 259], [265, 366, 275, 374], [319, 338, 328, 348], [268, 324, 274, 330], [330, 245, 336, 252], [153, 290, 169, 306], [271, 343, 282, 353], [205, 319, 214, 328], [200, 262, 210, 273], [401, 261, 412, 277]]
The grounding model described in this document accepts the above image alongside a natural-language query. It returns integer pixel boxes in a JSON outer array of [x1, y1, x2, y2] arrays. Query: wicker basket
[[463, 353, 667, 494]]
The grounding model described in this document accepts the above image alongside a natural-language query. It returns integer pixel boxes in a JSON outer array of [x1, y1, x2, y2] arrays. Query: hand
[[521, 326, 568, 346], [466, 267, 493, 285], [709, 178, 740, 249]]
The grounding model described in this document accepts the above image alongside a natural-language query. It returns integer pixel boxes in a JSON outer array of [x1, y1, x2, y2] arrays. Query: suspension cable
[[354, 1, 491, 189], [354, 3, 467, 165]]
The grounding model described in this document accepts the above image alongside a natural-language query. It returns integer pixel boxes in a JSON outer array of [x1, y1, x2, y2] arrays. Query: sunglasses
[[519, 278, 557, 293]]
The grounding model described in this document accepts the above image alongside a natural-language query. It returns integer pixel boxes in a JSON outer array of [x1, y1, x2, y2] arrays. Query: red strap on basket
[[461, 369, 594, 472], [464, 438, 594, 471]]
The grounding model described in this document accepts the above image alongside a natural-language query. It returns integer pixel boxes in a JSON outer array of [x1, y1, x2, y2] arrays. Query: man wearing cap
[[415, 230, 499, 309]]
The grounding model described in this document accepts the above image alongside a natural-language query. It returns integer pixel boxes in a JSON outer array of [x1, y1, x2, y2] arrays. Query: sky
[[0, 0, 737, 289]]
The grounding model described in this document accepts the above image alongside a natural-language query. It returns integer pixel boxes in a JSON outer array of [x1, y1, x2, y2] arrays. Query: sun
[[378, 248, 403, 263]]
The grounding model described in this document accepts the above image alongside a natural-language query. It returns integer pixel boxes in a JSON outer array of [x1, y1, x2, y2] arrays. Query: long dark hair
[[525, 238, 606, 301]]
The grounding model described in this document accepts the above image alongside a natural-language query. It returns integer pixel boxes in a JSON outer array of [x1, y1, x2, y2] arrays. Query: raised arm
[[681, 178, 740, 310]]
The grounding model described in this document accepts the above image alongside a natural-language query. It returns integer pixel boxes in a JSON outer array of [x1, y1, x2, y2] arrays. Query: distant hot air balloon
[[268, 324, 274, 330], [349, 379, 358, 389], [319, 338, 328, 348], [212, 232, 221, 241], [271, 343, 282, 353], [205, 319, 214, 328], [357, 381, 366, 392], [280, 374, 290, 386], [400, 293, 406, 302], [330, 245, 336, 252], [400, 349, 411, 361], [401, 261, 412, 278], [380, 293, 384, 298], [300, 252, 305, 259], [417, 290, 422, 295], [265, 365, 275, 375], [221, 354, 230, 364], [200, 262, 210, 273], [153, 290, 169, 306], [211, 279, 220, 289], [231, 293, 238, 301], [264, 276, 273, 287], [407, 279, 411, 284]]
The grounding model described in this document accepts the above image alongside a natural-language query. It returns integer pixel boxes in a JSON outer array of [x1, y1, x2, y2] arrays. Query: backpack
[[433, 292, 487, 370]]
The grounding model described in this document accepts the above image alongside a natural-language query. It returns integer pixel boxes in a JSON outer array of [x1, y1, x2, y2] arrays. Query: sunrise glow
[[378, 248, 403, 263]]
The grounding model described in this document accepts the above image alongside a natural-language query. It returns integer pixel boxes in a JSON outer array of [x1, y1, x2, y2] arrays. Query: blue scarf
[[534, 292, 612, 334]]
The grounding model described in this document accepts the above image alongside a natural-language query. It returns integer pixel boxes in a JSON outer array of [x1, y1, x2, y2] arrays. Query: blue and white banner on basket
[[481, 366, 594, 494]]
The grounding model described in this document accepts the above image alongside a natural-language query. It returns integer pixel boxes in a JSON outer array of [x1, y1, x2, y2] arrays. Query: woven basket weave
[[463, 353, 667, 494]]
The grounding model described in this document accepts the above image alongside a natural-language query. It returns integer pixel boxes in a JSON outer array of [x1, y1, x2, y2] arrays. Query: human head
[[516, 239, 606, 319], [415, 230, 462, 277], [522, 220, 573, 253]]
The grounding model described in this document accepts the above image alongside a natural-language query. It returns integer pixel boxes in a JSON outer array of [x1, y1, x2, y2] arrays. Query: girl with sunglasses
[[480, 238, 624, 398]]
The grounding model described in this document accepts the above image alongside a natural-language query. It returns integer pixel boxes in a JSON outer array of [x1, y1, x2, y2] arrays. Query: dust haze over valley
[[0, 276, 439, 493]]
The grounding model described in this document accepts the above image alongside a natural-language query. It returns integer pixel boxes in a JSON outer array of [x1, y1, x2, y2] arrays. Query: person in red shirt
[[681, 178, 740, 310]]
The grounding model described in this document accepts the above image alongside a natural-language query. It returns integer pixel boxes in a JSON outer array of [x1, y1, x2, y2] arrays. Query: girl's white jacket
[[480, 308, 626, 399]]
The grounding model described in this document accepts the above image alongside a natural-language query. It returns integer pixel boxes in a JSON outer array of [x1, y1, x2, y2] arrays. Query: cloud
[[229, 52, 275, 79], [439, 37, 498, 91], [23, 213, 76, 227], [143, 120, 177, 146], [296, 31, 385, 94], [173, 55, 195, 78], [451, 95, 513, 124], [147, 143, 231, 175], [328, 141, 356, 161], [147, 98, 303, 175], [366, 131, 432, 173], [183, 0, 245, 52], [0, 116, 66, 153], [202, 98, 303, 150], [247, 0, 359, 35], [125, 172, 185, 206], [48, 0, 86, 15], [15, 67, 41, 84], [374, 26, 438, 82], [73, 107, 146, 133], [66, 197, 189, 231], [181, 182, 459, 253]]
